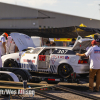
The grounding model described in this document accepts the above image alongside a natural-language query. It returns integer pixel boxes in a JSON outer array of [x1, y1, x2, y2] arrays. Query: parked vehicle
[[2, 35, 93, 79]]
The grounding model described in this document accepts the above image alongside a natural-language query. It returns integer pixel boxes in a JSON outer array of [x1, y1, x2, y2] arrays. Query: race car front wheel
[[3, 59, 18, 67], [58, 64, 73, 78]]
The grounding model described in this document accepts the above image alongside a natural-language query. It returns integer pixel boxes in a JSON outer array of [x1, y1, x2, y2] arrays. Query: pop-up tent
[[0, 26, 100, 38]]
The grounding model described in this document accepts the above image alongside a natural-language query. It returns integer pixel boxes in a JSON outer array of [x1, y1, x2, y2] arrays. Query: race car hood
[[10, 33, 36, 51], [72, 36, 94, 50]]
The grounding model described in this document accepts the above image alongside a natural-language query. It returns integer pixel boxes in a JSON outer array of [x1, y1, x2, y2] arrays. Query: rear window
[[52, 49, 75, 55], [25, 48, 42, 54]]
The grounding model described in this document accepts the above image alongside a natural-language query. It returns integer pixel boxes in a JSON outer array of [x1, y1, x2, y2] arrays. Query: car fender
[[2, 53, 20, 67], [58, 60, 70, 65]]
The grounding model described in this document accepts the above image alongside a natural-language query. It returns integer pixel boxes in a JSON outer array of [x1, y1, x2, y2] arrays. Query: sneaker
[[87, 90, 93, 93]]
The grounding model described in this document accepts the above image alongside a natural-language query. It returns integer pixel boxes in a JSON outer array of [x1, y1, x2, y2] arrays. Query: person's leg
[[95, 69, 100, 91], [0, 58, 2, 67], [89, 69, 97, 91]]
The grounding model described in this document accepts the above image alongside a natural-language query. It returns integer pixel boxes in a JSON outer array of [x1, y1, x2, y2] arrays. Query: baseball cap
[[95, 38, 100, 42], [4, 32, 8, 37], [91, 40, 96, 45]]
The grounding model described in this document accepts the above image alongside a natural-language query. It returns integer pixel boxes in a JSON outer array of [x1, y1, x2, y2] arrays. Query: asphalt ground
[[0, 75, 100, 100]]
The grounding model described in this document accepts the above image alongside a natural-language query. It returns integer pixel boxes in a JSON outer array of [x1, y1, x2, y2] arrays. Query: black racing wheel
[[3, 59, 18, 67], [58, 64, 73, 78]]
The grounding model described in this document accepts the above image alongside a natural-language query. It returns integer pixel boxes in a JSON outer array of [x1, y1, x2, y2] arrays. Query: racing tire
[[14, 70, 27, 82], [58, 64, 73, 78], [79, 74, 89, 77], [3, 59, 18, 68], [0, 74, 14, 81]]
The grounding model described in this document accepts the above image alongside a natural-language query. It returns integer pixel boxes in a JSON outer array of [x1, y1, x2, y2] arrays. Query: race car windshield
[[25, 48, 42, 54]]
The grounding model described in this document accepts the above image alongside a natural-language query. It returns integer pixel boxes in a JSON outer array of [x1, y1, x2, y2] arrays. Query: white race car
[[1, 35, 93, 78]]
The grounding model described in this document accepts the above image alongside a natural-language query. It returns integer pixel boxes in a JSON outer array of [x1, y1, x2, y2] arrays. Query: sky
[[0, 0, 100, 20]]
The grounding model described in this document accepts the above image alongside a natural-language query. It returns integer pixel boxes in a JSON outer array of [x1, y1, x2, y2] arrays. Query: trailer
[[0, 67, 77, 84], [0, 70, 19, 82]]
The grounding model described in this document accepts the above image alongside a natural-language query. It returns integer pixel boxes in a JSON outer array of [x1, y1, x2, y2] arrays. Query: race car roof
[[0, 26, 100, 38]]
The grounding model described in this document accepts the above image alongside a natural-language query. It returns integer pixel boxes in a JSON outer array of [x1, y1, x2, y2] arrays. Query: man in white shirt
[[6, 36, 18, 54], [0, 51, 2, 67], [0, 32, 8, 56], [76, 40, 100, 92]]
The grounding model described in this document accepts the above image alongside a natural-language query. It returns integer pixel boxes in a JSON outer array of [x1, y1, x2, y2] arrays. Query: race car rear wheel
[[14, 70, 27, 82], [58, 64, 73, 78], [3, 59, 18, 67]]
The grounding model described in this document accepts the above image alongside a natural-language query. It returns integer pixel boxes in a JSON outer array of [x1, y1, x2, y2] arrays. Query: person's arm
[[15, 45, 19, 53], [3, 42, 6, 53], [76, 47, 93, 57], [76, 53, 86, 56]]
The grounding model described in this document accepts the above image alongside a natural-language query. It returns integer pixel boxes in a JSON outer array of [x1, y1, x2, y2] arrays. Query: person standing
[[0, 32, 8, 56], [76, 40, 100, 92], [6, 36, 18, 54], [0, 51, 2, 67], [69, 38, 76, 47], [43, 41, 50, 47], [51, 42, 56, 46]]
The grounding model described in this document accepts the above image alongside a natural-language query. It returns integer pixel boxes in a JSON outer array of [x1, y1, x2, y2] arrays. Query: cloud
[[87, 3, 94, 6], [28, 0, 57, 6], [87, 0, 100, 6], [0, 0, 58, 7], [73, 1, 80, 4]]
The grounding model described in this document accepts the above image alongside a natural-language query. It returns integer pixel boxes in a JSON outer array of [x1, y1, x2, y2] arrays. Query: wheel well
[[57, 63, 73, 73], [3, 59, 19, 67]]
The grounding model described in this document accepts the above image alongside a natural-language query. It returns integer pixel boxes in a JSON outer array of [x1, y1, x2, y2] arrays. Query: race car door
[[38, 49, 51, 69]]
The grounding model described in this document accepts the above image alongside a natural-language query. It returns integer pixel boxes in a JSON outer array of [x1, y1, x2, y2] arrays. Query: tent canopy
[[0, 26, 100, 38]]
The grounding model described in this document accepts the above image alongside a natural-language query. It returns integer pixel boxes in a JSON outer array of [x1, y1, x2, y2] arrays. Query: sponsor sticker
[[51, 55, 57, 64], [65, 56, 69, 59], [23, 59, 35, 63], [60, 56, 64, 59]]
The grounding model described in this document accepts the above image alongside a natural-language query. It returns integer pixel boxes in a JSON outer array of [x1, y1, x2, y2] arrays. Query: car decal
[[23, 59, 35, 63], [65, 56, 69, 59], [19, 63, 37, 70], [58, 56, 69, 60], [18, 63, 57, 73], [38, 65, 57, 73], [60, 56, 64, 59], [50, 65, 56, 73], [51, 55, 57, 64]]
